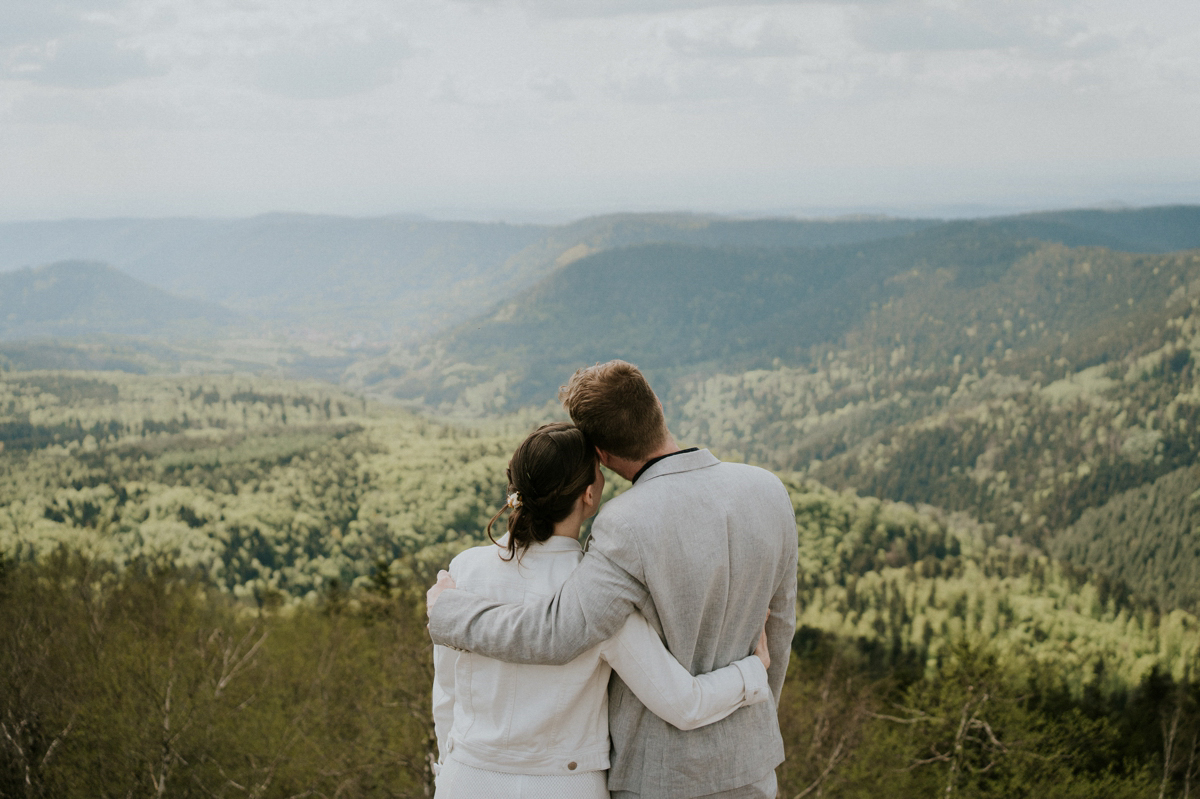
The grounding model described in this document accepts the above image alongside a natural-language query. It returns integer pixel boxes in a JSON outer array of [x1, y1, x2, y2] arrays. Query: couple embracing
[[426, 360, 798, 799]]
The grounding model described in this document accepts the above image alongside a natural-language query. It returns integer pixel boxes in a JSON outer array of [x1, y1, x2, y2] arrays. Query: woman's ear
[[581, 481, 600, 516]]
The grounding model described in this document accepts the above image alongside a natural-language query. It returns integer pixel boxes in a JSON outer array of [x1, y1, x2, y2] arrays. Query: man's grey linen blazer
[[428, 449, 798, 799]]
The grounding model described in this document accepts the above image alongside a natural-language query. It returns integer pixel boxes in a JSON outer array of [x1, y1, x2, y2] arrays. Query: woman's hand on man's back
[[753, 610, 770, 670]]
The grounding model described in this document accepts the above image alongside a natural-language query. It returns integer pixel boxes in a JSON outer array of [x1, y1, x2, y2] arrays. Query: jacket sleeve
[[767, 484, 799, 704], [431, 644, 456, 777], [428, 515, 649, 664], [600, 612, 771, 731]]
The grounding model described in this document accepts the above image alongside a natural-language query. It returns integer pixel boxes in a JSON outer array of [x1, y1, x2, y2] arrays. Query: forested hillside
[[0, 372, 522, 600], [1049, 466, 1200, 614], [356, 207, 1200, 412], [6, 206, 1200, 796], [4, 206, 1197, 388], [4, 370, 1194, 684], [1, 370, 1197, 797], [666, 246, 1200, 614]]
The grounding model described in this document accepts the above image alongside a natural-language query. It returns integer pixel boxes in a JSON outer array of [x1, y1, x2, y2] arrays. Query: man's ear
[[595, 447, 613, 468]]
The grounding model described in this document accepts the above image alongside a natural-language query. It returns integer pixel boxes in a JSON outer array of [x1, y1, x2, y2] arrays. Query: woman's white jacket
[[432, 535, 769, 777]]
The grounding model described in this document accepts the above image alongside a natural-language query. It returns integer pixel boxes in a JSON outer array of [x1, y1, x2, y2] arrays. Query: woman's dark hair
[[486, 422, 598, 561]]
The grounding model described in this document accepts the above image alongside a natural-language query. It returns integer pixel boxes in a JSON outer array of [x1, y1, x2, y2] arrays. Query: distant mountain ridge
[[0, 216, 550, 340], [0, 213, 939, 342], [353, 206, 1200, 410], [0, 261, 244, 341], [993, 205, 1200, 253], [1, 205, 1197, 388], [3, 206, 1196, 348]]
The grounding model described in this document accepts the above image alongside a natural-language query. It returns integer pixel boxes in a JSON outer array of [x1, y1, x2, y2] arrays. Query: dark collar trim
[[631, 447, 699, 485]]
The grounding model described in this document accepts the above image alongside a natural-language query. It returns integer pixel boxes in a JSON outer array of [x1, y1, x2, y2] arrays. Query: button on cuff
[[734, 656, 771, 706]]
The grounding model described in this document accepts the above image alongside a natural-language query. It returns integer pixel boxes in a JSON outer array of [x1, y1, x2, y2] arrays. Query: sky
[[1, 0, 1198, 222]]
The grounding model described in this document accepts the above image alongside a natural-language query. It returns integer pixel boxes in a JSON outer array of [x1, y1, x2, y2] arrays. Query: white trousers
[[435, 758, 609, 799]]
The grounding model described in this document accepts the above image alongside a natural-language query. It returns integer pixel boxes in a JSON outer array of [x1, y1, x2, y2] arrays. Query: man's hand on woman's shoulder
[[426, 570, 456, 616]]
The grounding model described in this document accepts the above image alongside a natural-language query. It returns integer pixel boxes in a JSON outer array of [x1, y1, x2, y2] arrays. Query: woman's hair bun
[[486, 422, 597, 561]]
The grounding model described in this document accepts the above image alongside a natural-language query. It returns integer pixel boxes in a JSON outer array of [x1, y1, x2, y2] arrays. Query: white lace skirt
[[435, 758, 609, 799]]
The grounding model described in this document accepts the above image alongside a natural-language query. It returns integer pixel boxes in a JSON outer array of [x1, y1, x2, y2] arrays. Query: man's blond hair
[[557, 360, 668, 462]]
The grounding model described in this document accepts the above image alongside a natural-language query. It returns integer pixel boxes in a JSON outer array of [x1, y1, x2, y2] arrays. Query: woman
[[432, 423, 772, 798]]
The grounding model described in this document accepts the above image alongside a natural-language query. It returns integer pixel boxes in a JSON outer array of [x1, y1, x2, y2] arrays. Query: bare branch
[[793, 737, 846, 799], [870, 711, 942, 725], [904, 746, 953, 771], [0, 718, 28, 755], [968, 718, 1008, 752], [0, 718, 32, 788], [1161, 692, 1184, 799], [1184, 728, 1198, 799], [40, 713, 78, 768], [215, 625, 269, 698]]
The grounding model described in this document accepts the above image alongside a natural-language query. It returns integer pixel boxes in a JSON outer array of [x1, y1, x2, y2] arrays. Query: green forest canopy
[[2, 370, 1198, 797], [1, 370, 1196, 691]]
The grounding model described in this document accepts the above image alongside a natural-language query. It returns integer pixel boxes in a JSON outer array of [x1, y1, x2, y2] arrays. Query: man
[[427, 360, 797, 799]]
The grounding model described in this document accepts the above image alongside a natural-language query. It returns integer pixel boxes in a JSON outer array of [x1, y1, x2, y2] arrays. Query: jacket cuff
[[734, 656, 771, 706]]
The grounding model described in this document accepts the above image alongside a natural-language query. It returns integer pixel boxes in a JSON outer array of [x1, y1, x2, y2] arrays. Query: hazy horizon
[[3, 197, 1197, 228]]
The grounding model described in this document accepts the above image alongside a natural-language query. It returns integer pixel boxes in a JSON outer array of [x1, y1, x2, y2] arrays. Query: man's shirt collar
[[631, 447, 699, 484]]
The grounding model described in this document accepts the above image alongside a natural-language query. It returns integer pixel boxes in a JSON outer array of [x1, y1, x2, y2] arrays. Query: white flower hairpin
[[507, 492, 522, 510]]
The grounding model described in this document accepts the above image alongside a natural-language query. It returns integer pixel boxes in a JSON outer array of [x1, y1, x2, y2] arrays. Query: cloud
[[603, 61, 782, 103], [655, 14, 819, 58], [528, 73, 575, 101], [146, 0, 417, 100], [584, 5, 859, 103], [0, 0, 131, 46], [1, 0, 163, 88], [5, 30, 164, 88], [4, 0, 413, 98], [1, 0, 1197, 221], [456, 0, 873, 19], [252, 31, 409, 99], [853, 4, 1109, 57], [430, 74, 466, 104], [0, 8, 70, 48]]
